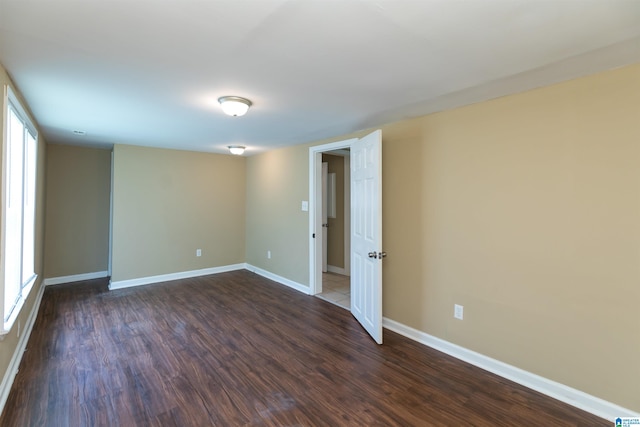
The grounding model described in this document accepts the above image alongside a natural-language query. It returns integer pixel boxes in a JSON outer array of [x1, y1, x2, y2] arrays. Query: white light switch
[[301, 201, 309, 211]]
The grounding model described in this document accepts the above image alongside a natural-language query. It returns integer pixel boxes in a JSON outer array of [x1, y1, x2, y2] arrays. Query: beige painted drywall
[[245, 63, 640, 411], [245, 146, 311, 285], [0, 65, 47, 397], [44, 144, 111, 278], [323, 154, 345, 269], [111, 145, 246, 282]]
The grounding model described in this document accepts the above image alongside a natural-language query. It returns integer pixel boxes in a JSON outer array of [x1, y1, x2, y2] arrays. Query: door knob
[[378, 251, 387, 258], [368, 252, 378, 259], [322, 223, 329, 228]]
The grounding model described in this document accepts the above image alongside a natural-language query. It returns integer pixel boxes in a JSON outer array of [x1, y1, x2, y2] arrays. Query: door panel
[[350, 130, 383, 344]]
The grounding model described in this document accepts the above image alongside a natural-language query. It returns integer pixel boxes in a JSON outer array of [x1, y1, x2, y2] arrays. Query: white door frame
[[322, 162, 328, 273], [108, 149, 114, 276], [309, 138, 357, 295], [343, 153, 351, 276]]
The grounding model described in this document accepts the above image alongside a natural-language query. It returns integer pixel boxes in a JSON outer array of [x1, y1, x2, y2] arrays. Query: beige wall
[[323, 154, 345, 269], [111, 145, 246, 282], [245, 147, 310, 284], [383, 63, 640, 411], [246, 63, 640, 411], [0, 65, 47, 395], [44, 144, 111, 278]]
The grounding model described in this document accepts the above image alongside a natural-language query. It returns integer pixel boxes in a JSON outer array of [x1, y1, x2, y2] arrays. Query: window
[[1, 85, 38, 333]]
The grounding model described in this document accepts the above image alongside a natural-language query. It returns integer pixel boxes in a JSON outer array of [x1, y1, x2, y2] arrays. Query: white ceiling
[[1, 0, 639, 155]]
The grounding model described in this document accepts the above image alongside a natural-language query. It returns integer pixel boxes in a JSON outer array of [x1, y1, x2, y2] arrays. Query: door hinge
[[312, 233, 315, 238]]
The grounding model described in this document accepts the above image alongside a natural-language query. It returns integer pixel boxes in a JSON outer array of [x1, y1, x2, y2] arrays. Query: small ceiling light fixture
[[218, 96, 252, 117], [228, 145, 246, 155]]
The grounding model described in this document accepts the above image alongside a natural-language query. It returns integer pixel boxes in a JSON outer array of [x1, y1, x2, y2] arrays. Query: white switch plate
[[301, 201, 309, 211], [454, 304, 464, 320], [267, 250, 271, 259], [196, 249, 202, 257]]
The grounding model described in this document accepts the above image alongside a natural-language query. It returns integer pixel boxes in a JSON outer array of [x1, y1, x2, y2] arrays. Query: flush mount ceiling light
[[218, 96, 252, 117], [228, 145, 246, 155]]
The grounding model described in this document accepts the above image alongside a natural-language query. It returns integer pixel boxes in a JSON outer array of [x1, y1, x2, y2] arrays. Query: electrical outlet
[[454, 304, 464, 320], [196, 249, 202, 257], [267, 250, 271, 259]]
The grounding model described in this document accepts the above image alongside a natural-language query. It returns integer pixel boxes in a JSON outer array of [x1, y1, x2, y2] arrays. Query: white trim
[[0, 281, 44, 415], [322, 161, 328, 273], [343, 154, 350, 276], [327, 265, 347, 276], [109, 263, 310, 294], [44, 271, 109, 286], [1, 84, 39, 331], [310, 149, 322, 293], [383, 317, 639, 421], [108, 149, 114, 276], [245, 264, 310, 295], [0, 85, 8, 322], [5, 86, 37, 137], [2, 275, 36, 334], [108, 264, 245, 290]]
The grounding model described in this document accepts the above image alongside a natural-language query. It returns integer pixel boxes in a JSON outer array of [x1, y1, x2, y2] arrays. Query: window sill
[[1, 274, 38, 339]]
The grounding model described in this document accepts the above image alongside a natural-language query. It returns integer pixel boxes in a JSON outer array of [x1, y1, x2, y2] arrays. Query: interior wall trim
[[383, 318, 638, 422], [245, 264, 310, 295], [109, 264, 245, 290], [44, 271, 109, 286], [0, 281, 45, 416]]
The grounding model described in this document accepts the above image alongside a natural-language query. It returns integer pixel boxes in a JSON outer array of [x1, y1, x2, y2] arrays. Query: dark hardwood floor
[[1, 270, 607, 426]]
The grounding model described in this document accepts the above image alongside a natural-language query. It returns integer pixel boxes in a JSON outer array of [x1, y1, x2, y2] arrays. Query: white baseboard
[[327, 265, 348, 276], [44, 271, 109, 286], [110, 263, 311, 295], [245, 264, 311, 295], [383, 318, 638, 421], [0, 281, 45, 416], [108, 264, 245, 290]]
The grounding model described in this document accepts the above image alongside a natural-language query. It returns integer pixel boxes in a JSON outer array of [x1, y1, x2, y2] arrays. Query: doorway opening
[[315, 150, 351, 309], [308, 138, 356, 308], [309, 130, 383, 343]]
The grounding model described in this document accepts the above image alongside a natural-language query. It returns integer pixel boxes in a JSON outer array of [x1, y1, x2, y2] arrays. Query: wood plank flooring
[[0, 270, 607, 426]]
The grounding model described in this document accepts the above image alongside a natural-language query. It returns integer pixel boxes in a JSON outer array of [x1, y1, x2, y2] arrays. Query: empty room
[[0, 1, 638, 425]]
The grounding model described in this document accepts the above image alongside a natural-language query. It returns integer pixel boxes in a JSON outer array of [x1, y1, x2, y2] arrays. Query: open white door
[[351, 130, 383, 344]]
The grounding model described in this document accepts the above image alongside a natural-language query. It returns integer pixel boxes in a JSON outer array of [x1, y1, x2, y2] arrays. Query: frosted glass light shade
[[218, 96, 252, 116], [228, 145, 245, 155]]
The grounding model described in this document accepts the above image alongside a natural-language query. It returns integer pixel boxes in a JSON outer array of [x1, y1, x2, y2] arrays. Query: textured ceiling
[[1, 0, 639, 155]]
